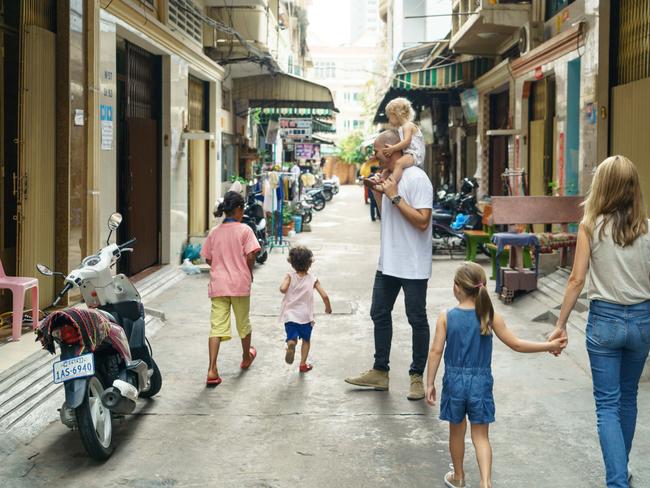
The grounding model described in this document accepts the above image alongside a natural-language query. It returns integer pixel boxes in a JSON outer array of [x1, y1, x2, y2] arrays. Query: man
[[345, 130, 433, 400]]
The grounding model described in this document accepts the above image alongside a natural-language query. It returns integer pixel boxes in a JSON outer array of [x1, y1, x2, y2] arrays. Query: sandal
[[240, 346, 257, 369], [285, 342, 296, 364], [206, 376, 222, 387], [299, 363, 313, 373], [444, 471, 465, 488]]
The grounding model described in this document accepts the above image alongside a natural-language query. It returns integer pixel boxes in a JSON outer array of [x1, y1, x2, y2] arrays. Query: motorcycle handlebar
[[52, 283, 74, 307], [119, 238, 136, 250]]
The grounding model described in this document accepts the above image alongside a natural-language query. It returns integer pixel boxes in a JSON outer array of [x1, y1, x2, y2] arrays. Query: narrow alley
[[2, 187, 648, 488]]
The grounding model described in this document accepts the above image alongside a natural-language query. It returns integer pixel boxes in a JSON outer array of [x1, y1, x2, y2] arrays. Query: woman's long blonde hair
[[454, 263, 494, 336], [582, 155, 647, 247]]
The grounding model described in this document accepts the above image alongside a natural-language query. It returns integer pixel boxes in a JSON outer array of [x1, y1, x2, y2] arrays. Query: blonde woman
[[550, 155, 650, 487]]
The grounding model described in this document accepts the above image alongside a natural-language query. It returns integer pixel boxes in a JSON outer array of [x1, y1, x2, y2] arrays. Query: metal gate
[[118, 41, 161, 276], [610, 0, 650, 206]]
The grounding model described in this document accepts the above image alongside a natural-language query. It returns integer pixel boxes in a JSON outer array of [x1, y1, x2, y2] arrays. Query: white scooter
[[36, 213, 162, 460]]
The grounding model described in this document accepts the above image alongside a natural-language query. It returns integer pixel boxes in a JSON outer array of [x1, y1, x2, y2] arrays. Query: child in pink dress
[[279, 246, 332, 372]]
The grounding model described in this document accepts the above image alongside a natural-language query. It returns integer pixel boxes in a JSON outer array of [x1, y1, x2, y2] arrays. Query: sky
[[307, 0, 351, 47]]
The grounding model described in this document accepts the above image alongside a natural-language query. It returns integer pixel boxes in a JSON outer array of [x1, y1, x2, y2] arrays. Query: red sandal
[[240, 347, 257, 370], [299, 363, 313, 373], [206, 376, 222, 386]]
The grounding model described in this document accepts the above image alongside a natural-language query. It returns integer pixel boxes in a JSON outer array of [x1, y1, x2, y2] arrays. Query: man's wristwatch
[[390, 195, 402, 206]]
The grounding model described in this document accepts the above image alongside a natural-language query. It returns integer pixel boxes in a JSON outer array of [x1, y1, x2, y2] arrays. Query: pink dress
[[279, 272, 317, 325]]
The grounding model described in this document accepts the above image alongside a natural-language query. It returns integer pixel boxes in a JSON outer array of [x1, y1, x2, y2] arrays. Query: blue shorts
[[285, 322, 313, 342], [440, 367, 495, 425]]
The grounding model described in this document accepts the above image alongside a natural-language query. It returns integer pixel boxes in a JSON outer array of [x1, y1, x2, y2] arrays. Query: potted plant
[[282, 206, 294, 236]]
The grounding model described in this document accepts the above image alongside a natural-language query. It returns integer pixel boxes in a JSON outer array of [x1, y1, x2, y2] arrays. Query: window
[[353, 120, 363, 130], [168, 0, 203, 44], [314, 61, 336, 79], [545, 0, 575, 20]]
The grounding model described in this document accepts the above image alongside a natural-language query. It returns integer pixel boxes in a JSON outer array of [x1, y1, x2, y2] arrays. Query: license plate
[[52, 354, 95, 384]]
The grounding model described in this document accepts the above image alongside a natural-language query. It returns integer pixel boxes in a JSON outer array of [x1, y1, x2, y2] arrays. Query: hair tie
[[476, 282, 485, 289]]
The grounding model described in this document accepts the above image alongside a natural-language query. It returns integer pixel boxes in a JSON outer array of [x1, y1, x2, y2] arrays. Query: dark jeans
[[371, 271, 430, 375], [369, 191, 380, 221]]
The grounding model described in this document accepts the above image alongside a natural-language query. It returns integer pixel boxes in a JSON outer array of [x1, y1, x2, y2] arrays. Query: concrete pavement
[[1, 185, 650, 487]]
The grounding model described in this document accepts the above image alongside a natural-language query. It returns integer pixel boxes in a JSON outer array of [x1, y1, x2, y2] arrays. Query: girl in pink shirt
[[279, 246, 332, 372], [200, 191, 261, 386]]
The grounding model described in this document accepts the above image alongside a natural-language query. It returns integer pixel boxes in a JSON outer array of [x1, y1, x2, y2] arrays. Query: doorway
[[116, 40, 161, 276], [528, 77, 556, 197], [188, 75, 209, 236], [489, 90, 509, 196]]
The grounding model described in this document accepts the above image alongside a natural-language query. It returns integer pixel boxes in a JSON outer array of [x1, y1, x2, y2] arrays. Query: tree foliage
[[338, 131, 370, 165]]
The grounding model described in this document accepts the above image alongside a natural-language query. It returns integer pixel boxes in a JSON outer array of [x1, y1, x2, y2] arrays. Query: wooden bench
[[490, 196, 584, 267]]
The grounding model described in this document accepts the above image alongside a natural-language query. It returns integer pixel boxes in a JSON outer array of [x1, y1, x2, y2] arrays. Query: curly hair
[[385, 97, 415, 124], [288, 246, 313, 273]]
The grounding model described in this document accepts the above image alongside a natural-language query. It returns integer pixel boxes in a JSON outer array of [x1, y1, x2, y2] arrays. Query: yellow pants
[[210, 296, 252, 341]]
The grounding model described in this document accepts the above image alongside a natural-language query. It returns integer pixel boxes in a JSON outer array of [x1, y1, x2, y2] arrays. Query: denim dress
[[440, 308, 495, 424]]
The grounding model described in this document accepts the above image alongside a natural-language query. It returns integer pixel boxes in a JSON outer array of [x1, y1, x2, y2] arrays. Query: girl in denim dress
[[426, 263, 566, 488]]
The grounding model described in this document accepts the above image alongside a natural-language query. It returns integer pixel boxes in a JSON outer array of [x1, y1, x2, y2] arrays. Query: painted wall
[[169, 55, 189, 265], [98, 14, 117, 247]]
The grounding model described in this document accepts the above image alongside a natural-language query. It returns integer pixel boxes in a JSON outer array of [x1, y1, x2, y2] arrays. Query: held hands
[[426, 384, 436, 406], [548, 325, 569, 356]]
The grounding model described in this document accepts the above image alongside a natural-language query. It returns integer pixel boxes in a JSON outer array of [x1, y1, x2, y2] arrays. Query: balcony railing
[[450, 0, 532, 55]]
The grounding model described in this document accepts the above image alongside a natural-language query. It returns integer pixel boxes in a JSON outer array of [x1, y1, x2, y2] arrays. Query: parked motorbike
[[243, 192, 269, 264], [295, 198, 313, 224], [324, 176, 340, 195], [305, 188, 326, 211], [35, 213, 162, 461]]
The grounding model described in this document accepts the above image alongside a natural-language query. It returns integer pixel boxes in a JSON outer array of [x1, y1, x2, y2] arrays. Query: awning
[[373, 58, 493, 123], [392, 58, 492, 91], [233, 73, 337, 111]]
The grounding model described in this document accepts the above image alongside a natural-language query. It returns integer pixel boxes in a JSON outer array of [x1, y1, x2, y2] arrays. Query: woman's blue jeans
[[587, 300, 650, 487]]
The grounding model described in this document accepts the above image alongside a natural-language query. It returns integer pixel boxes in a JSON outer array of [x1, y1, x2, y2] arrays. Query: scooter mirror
[[36, 264, 54, 276], [108, 213, 123, 231]]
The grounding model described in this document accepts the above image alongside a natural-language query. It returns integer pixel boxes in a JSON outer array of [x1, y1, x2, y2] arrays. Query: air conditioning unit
[[518, 21, 544, 55]]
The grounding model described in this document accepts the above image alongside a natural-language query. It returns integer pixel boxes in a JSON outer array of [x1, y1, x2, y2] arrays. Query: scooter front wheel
[[76, 376, 114, 460], [312, 198, 325, 211], [255, 249, 269, 265], [302, 211, 312, 224]]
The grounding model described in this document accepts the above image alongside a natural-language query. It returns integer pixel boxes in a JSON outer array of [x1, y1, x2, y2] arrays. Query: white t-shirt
[[378, 166, 433, 280]]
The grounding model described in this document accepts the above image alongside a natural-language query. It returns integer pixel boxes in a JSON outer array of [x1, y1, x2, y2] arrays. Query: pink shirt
[[200, 222, 261, 297], [279, 271, 318, 325]]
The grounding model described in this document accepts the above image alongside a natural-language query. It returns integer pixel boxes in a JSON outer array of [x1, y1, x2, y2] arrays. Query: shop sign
[[279, 117, 312, 140], [295, 143, 320, 160]]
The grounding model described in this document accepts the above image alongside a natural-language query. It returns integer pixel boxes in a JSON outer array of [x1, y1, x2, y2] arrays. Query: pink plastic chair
[[0, 258, 39, 341]]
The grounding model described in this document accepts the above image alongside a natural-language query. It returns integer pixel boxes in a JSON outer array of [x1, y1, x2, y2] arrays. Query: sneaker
[[344, 369, 389, 390], [444, 471, 465, 488], [407, 374, 425, 401]]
